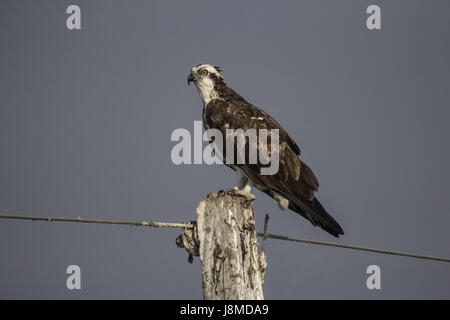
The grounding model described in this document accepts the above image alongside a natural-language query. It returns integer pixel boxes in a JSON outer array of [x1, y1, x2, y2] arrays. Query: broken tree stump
[[177, 190, 266, 300]]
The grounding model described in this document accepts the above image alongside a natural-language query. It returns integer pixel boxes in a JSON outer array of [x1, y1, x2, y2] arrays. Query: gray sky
[[1, 0, 449, 299]]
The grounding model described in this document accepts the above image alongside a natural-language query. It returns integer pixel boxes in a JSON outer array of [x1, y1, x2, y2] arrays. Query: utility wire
[[255, 232, 450, 263], [1, 214, 449, 263], [0, 214, 192, 229]]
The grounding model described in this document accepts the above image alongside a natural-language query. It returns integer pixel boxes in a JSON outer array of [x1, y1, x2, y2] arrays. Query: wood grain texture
[[196, 190, 265, 300]]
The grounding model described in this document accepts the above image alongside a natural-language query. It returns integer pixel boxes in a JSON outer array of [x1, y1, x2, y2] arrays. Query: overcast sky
[[1, 0, 449, 299]]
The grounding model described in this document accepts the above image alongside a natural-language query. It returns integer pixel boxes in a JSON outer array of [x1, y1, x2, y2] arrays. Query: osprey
[[187, 64, 344, 237]]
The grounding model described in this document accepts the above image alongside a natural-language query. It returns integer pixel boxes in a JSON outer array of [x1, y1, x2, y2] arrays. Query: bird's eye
[[201, 70, 209, 76]]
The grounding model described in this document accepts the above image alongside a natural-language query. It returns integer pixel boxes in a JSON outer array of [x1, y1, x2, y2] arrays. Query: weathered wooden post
[[177, 190, 267, 300]]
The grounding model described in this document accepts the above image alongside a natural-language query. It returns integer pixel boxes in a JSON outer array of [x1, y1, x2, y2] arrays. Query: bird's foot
[[230, 188, 256, 201]]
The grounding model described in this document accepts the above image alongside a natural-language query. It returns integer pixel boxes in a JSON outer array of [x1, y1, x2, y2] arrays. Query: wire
[[0, 214, 193, 229], [255, 232, 450, 263], [1, 214, 449, 263]]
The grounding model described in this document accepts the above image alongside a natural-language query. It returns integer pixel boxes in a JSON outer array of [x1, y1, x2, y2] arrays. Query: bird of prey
[[187, 64, 344, 237]]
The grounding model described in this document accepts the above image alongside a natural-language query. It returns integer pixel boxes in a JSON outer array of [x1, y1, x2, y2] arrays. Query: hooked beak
[[187, 72, 197, 85]]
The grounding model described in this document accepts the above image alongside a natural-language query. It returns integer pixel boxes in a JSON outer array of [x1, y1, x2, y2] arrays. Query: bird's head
[[187, 64, 224, 86], [188, 64, 224, 105]]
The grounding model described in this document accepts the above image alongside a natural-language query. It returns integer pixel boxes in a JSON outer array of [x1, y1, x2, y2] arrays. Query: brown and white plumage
[[188, 64, 344, 237]]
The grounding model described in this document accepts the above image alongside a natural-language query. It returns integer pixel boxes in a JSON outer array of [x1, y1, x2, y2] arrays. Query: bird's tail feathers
[[289, 197, 344, 238]]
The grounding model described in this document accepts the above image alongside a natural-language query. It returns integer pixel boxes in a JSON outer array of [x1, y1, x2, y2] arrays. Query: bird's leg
[[232, 169, 256, 200], [233, 168, 248, 190], [243, 180, 253, 193]]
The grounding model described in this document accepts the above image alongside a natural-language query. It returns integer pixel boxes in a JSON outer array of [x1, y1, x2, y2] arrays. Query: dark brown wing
[[205, 99, 314, 199], [204, 99, 343, 237]]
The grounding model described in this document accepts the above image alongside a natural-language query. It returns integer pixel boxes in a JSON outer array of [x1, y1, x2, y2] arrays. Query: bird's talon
[[231, 188, 256, 201]]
